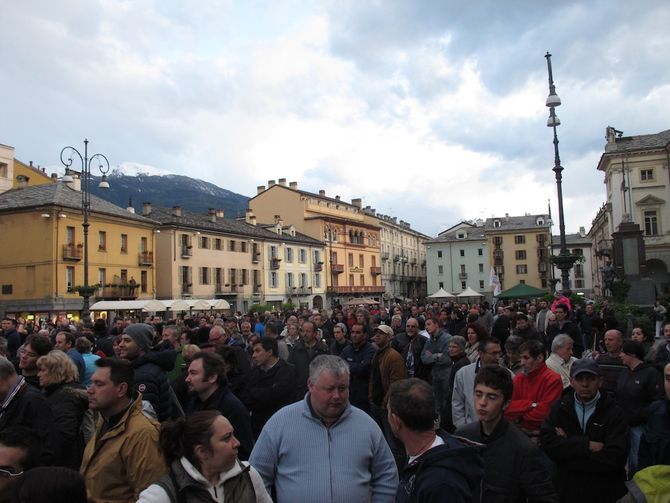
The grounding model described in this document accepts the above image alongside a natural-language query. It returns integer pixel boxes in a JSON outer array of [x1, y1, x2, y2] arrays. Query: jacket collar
[[301, 393, 352, 427]]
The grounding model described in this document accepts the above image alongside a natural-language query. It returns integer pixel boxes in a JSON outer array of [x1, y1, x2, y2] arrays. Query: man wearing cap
[[370, 324, 407, 469], [540, 358, 628, 503], [117, 323, 175, 421]]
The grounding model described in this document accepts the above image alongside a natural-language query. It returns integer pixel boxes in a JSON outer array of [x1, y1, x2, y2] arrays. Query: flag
[[489, 267, 501, 297]]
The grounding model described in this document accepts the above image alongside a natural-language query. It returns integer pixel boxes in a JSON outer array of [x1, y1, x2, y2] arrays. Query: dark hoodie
[[131, 349, 176, 421], [396, 430, 484, 503], [44, 381, 89, 469]]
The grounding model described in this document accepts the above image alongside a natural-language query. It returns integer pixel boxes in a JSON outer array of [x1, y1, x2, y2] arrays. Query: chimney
[[126, 196, 135, 214], [278, 178, 287, 186], [319, 189, 326, 197], [29, 161, 33, 167], [351, 198, 362, 208], [16, 175, 28, 189], [245, 209, 255, 224], [172, 206, 182, 217], [257, 185, 266, 194], [142, 202, 152, 216], [208, 208, 216, 222], [335, 195, 340, 201], [268, 180, 276, 187], [50, 173, 58, 181], [250, 215, 257, 226], [579, 226, 586, 237], [289, 181, 298, 190], [215, 209, 224, 218]]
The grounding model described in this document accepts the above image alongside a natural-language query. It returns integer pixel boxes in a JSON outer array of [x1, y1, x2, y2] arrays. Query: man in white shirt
[[545, 334, 577, 388]]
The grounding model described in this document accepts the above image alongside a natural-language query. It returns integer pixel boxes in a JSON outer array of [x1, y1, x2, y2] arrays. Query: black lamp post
[[60, 139, 110, 322], [545, 52, 578, 291]]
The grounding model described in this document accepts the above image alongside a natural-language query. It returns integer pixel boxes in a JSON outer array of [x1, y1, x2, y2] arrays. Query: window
[[359, 254, 364, 267], [349, 274, 354, 286], [330, 251, 338, 264], [269, 272, 278, 288], [459, 249, 465, 257], [479, 280, 485, 289], [0, 163, 7, 178], [572, 248, 583, 257], [98, 231, 107, 251], [461, 281, 466, 290], [214, 238, 222, 250], [493, 236, 503, 246], [199, 236, 209, 249], [348, 253, 354, 267], [516, 264, 528, 274], [460, 264, 466, 273], [644, 210, 659, 236], [300, 273, 307, 288], [141, 270, 148, 293], [514, 235, 525, 244], [120, 234, 128, 253], [641, 169, 654, 181], [199, 267, 210, 285], [313, 250, 321, 264], [493, 220, 501, 228], [520, 279, 526, 284], [286, 272, 294, 288], [66, 266, 75, 292], [120, 269, 128, 284], [66, 226, 75, 245], [438, 265, 443, 274], [140, 236, 148, 253], [478, 263, 484, 273], [515, 250, 527, 260], [229, 269, 237, 285], [478, 248, 483, 256], [241, 241, 248, 253], [437, 250, 442, 258], [270, 245, 278, 258], [360, 274, 365, 286], [439, 282, 444, 288], [242, 269, 249, 285], [314, 273, 321, 288], [457, 232, 466, 239], [541, 278, 548, 288], [215, 268, 223, 285], [228, 240, 237, 252], [575, 279, 584, 288], [285, 247, 293, 263], [299, 249, 306, 263], [98, 268, 106, 286]]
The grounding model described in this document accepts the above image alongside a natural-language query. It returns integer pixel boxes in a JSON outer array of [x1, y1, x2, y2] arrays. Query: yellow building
[[13, 158, 54, 188], [249, 179, 384, 303], [485, 214, 551, 290], [0, 182, 156, 321], [146, 204, 326, 311]]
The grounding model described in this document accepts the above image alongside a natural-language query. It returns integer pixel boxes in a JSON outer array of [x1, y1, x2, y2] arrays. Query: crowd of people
[[0, 293, 669, 502]]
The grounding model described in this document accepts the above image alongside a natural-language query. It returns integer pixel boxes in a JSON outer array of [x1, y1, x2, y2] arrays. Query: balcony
[[252, 252, 261, 264], [458, 272, 468, 280], [327, 285, 385, 294], [62, 243, 83, 261], [493, 249, 504, 260], [138, 251, 153, 266], [314, 262, 323, 272], [98, 283, 138, 300], [215, 283, 240, 294], [181, 246, 192, 258], [270, 257, 281, 270], [253, 284, 263, 294], [370, 266, 382, 276], [291, 286, 311, 295], [332, 263, 344, 274]]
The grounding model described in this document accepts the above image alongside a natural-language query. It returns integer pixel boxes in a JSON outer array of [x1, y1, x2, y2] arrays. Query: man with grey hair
[[250, 355, 398, 502], [0, 356, 54, 465], [546, 333, 576, 388]]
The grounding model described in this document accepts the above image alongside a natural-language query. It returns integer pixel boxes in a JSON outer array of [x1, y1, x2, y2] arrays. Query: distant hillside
[[90, 172, 249, 218]]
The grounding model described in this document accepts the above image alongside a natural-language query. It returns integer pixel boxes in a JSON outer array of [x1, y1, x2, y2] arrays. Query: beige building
[[0, 183, 156, 321], [0, 144, 14, 193], [589, 126, 670, 294], [485, 214, 551, 291], [249, 180, 384, 304], [146, 204, 325, 311], [364, 209, 428, 300]]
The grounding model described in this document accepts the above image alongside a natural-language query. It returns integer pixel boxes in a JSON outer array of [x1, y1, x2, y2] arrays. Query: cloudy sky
[[2, 0, 669, 236]]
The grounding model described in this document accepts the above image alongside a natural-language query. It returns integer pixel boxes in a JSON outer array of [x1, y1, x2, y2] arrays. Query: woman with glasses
[[138, 410, 271, 502], [36, 350, 88, 469]]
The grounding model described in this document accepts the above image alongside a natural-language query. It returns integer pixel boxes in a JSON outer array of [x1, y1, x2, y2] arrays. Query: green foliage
[[610, 279, 631, 303], [248, 304, 274, 314]]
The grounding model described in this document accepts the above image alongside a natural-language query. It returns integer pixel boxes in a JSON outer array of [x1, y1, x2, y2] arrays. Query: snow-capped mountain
[[110, 161, 174, 178]]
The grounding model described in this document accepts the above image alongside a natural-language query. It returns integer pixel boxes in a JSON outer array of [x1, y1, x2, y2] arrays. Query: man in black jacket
[[340, 322, 375, 413], [242, 338, 296, 438], [456, 366, 557, 502], [389, 378, 483, 503], [638, 361, 670, 469], [185, 351, 254, 460], [288, 321, 329, 400], [540, 358, 628, 503], [118, 323, 174, 421]]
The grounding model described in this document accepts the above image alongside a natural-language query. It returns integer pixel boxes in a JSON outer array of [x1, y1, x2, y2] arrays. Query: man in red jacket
[[505, 339, 563, 439]]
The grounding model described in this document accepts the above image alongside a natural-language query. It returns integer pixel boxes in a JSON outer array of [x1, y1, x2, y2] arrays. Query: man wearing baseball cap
[[540, 358, 628, 503]]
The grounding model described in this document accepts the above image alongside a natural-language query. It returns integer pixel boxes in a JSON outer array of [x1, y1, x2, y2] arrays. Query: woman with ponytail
[[138, 410, 271, 503]]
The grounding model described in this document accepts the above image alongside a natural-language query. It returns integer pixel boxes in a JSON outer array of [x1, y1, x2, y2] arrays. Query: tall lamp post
[[545, 52, 578, 291], [60, 139, 111, 322]]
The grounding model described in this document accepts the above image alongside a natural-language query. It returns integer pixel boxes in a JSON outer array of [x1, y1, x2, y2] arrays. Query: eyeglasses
[[21, 352, 39, 359], [0, 468, 23, 479]]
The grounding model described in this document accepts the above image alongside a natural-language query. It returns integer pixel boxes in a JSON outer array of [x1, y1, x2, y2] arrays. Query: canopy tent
[[457, 287, 484, 298], [91, 298, 231, 312], [496, 283, 547, 299], [427, 288, 455, 299], [342, 297, 379, 305]]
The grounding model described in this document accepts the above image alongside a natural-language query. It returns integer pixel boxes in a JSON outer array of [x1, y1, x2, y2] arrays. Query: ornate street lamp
[[60, 139, 111, 322], [545, 52, 578, 291]]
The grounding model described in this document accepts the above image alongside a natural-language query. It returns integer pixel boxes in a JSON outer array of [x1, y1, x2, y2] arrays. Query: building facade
[[485, 214, 551, 291], [426, 221, 489, 296], [551, 228, 594, 297], [590, 126, 670, 294], [147, 204, 325, 311], [0, 183, 156, 321], [249, 180, 384, 304]]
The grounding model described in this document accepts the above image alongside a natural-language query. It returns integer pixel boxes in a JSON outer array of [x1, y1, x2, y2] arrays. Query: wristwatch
[[531, 402, 537, 408]]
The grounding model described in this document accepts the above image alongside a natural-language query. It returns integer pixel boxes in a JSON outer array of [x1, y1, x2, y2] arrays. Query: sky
[[2, 0, 669, 237]]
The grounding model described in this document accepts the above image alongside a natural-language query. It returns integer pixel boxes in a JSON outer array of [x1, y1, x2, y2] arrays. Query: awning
[[456, 287, 484, 298], [90, 298, 231, 312], [427, 288, 455, 299]]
